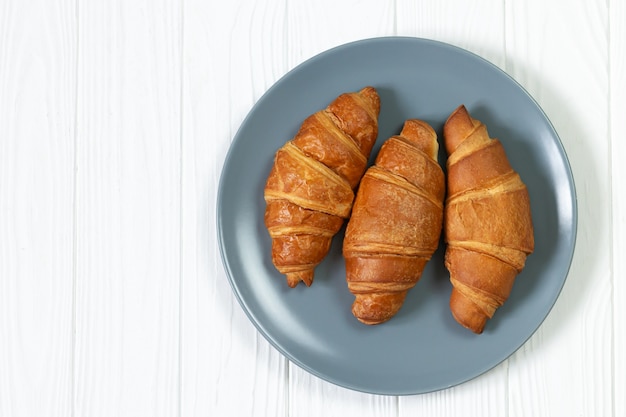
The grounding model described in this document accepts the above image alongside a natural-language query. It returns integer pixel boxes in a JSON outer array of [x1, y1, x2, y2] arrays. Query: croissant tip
[[358, 85, 378, 95], [443, 104, 474, 155], [285, 271, 314, 288], [447, 104, 467, 119], [454, 313, 485, 334], [355, 317, 388, 326], [449, 288, 488, 334], [401, 119, 436, 137], [351, 292, 406, 325]]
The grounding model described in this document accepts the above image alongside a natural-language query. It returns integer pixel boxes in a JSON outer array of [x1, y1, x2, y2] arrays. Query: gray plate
[[217, 37, 577, 395]]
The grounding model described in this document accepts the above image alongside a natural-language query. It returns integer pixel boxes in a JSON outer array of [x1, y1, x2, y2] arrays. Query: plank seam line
[[607, 1, 616, 416], [178, 0, 185, 416], [71, 0, 80, 416]]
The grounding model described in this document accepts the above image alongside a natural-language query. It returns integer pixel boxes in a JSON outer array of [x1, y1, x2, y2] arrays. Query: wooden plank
[[284, 0, 396, 70], [287, 372, 397, 417], [395, 1, 508, 415], [0, 1, 76, 416], [73, 1, 182, 416], [397, 363, 508, 416], [282, 2, 398, 416], [610, 0, 626, 415], [396, 0, 507, 68], [504, 1, 612, 416], [180, 0, 288, 416]]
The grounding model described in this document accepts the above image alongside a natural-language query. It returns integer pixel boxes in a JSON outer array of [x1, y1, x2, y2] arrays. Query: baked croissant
[[264, 87, 381, 287], [343, 119, 445, 324], [443, 105, 534, 334]]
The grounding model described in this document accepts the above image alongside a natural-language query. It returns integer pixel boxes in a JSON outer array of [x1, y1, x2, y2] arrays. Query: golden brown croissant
[[343, 119, 445, 324], [264, 87, 380, 287], [443, 105, 534, 333]]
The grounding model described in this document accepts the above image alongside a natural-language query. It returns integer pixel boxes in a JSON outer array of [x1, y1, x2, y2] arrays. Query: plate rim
[[216, 36, 578, 396]]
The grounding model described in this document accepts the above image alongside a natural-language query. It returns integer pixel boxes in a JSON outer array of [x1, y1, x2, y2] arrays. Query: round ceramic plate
[[217, 37, 577, 395]]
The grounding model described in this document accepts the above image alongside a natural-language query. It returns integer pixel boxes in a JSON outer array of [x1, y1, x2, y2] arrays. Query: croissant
[[264, 87, 381, 288], [343, 119, 445, 324], [443, 105, 534, 333]]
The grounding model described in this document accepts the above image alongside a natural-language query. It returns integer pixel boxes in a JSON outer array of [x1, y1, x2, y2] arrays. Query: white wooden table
[[1, 0, 624, 415]]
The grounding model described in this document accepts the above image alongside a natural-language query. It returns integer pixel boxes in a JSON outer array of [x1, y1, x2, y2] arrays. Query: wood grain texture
[[394, 1, 509, 415], [0, 0, 620, 415], [287, 367, 398, 417], [398, 363, 507, 417], [610, 0, 626, 416], [181, 1, 287, 416], [283, 1, 398, 416], [74, 1, 181, 416], [504, 0, 612, 416], [284, 0, 395, 71], [396, 0, 506, 68], [0, 1, 76, 416]]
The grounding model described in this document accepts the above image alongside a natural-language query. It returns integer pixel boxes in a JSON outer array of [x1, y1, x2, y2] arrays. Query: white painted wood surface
[[611, 1, 626, 417], [0, 0, 622, 416]]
